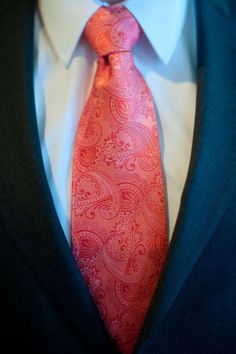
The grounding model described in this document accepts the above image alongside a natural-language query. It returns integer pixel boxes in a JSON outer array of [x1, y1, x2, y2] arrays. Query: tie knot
[[85, 5, 141, 57]]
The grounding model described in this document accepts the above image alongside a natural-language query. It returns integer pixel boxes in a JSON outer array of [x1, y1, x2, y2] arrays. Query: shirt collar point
[[51, 41, 74, 68], [150, 40, 175, 66], [64, 57, 72, 69]]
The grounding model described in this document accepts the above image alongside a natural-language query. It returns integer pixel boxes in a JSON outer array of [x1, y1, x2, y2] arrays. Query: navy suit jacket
[[0, 0, 236, 353]]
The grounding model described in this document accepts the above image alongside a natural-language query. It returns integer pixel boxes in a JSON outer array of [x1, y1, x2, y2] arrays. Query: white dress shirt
[[34, 0, 197, 244]]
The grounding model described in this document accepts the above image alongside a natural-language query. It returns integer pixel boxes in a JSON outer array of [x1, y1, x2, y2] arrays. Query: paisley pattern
[[103, 122, 160, 171], [72, 171, 120, 219], [71, 6, 168, 354]]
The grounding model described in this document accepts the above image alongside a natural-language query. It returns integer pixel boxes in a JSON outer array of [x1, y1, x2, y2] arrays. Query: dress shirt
[[34, 0, 197, 244]]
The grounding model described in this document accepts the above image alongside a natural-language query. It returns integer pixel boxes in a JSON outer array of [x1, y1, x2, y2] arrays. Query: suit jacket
[[0, 0, 236, 353]]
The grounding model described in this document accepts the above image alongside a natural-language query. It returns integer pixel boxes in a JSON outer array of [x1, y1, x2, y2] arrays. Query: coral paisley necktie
[[71, 5, 168, 354]]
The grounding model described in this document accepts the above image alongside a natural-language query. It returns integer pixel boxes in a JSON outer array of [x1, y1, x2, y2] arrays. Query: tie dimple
[[85, 6, 141, 57]]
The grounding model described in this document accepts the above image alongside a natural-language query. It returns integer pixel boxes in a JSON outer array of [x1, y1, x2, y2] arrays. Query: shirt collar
[[38, 0, 188, 67]]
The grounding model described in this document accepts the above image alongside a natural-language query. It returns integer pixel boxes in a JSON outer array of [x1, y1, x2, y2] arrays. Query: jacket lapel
[[0, 0, 117, 352], [136, 0, 236, 350]]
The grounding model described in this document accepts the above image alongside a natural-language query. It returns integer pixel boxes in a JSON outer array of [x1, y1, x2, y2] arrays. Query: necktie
[[71, 6, 168, 354]]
